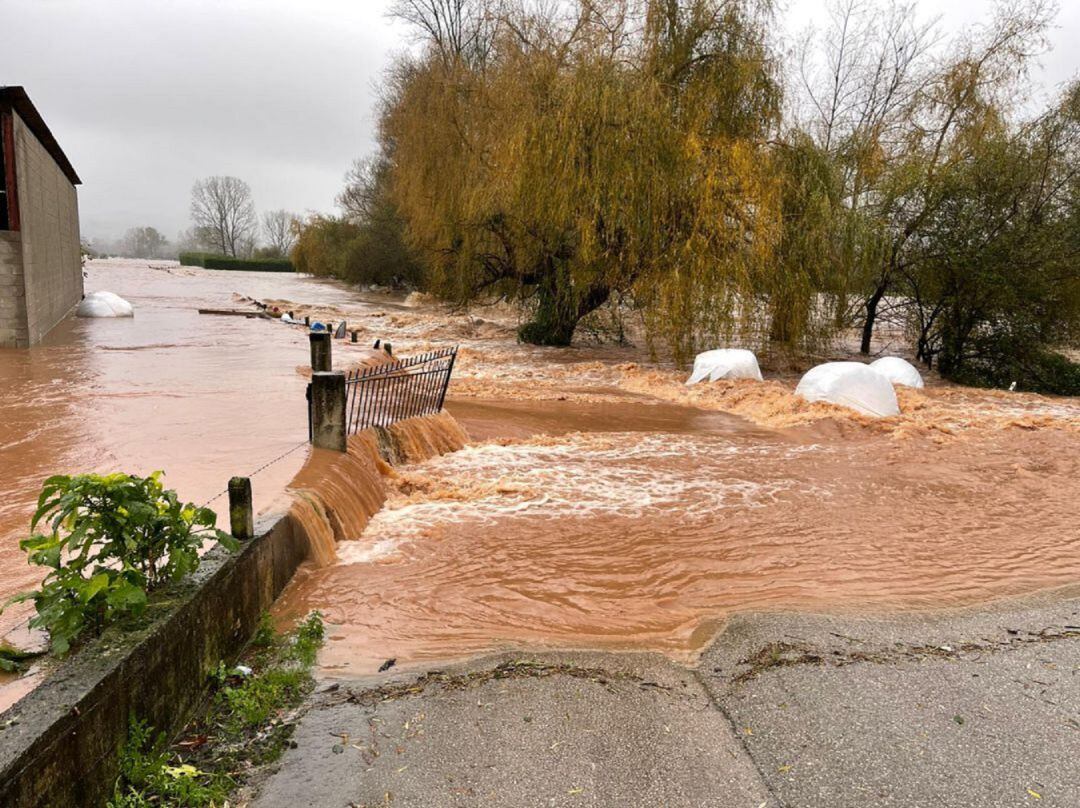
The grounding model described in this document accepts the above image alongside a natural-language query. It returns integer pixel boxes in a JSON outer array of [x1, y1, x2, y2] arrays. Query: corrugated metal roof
[[0, 86, 82, 185]]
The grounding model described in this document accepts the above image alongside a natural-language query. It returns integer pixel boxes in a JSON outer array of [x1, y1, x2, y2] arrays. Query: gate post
[[310, 371, 347, 452], [227, 476, 255, 540], [309, 331, 332, 372]]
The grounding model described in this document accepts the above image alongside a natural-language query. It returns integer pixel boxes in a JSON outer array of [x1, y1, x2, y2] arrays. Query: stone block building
[[0, 86, 83, 348]]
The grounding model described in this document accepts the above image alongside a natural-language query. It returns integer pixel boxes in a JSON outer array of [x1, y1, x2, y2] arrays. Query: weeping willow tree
[[322, 0, 1079, 382], [382, 0, 795, 359], [631, 0, 785, 363]]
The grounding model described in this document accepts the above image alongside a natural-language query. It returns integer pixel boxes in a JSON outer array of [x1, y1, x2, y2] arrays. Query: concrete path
[[254, 592, 1080, 808]]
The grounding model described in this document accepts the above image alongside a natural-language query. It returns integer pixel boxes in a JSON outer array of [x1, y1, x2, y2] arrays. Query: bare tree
[[390, 0, 496, 65], [262, 209, 299, 256], [189, 176, 257, 258], [338, 158, 369, 222]]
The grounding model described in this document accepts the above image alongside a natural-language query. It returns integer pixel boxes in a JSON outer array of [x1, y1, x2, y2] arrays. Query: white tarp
[[870, 356, 925, 388], [686, 349, 763, 385], [76, 291, 134, 318], [795, 361, 900, 417]]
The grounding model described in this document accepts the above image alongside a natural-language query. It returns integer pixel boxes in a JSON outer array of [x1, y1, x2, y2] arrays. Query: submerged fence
[[343, 347, 457, 434]]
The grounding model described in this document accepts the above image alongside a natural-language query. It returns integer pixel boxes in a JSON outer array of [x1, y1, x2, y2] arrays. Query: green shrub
[[214, 612, 324, 734], [109, 718, 232, 808], [108, 612, 325, 807], [5, 472, 235, 655], [216, 667, 308, 733], [250, 611, 277, 649], [286, 611, 325, 667], [291, 213, 425, 289], [944, 333, 1080, 396], [178, 252, 294, 272], [177, 252, 208, 267]]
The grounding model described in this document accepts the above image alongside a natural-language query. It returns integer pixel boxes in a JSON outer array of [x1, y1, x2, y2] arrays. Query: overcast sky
[[2, 0, 1077, 243]]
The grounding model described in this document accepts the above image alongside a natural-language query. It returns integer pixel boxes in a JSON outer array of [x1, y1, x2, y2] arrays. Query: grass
[[108, 611, 324, 808]]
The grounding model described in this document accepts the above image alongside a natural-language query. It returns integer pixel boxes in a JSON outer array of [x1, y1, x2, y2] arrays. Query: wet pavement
[[254, 589, 1080, 807]]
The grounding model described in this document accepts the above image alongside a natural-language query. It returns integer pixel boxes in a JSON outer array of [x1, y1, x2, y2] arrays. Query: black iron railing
[[344, 346, 457, 434]]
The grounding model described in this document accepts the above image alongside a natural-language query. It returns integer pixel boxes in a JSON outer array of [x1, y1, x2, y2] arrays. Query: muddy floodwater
[[2, 260, 1079, 693], [0, 260, 339, 703], [265, 278, 1080, 677]]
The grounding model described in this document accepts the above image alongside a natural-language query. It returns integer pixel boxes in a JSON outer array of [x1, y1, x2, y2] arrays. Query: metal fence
[[344, 346, 457, 434]]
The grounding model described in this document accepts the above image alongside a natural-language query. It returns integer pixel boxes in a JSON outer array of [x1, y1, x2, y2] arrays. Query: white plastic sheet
[[686, 349, 763, 385], [795, 361, 900, 417], [76, 291, 134, 318], [870, 356, 925, 388]]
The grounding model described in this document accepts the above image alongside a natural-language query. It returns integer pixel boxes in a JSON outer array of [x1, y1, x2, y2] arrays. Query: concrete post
[[310, 371, 347, 452], [309, 331, 332, 372], [228, 476, 254, 540], [350, 330, 358, 343]]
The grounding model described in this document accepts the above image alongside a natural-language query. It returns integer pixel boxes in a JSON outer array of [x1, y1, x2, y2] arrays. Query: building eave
[[0, 86, 82, 186]]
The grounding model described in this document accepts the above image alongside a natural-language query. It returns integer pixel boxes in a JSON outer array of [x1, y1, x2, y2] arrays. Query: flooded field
[[2, 260, 1078, 690], [0, 261, 342, 637]]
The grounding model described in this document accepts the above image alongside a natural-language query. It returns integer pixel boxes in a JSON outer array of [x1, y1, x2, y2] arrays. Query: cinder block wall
[[0, 232, 28, 347], [4, 110, 83, 347]]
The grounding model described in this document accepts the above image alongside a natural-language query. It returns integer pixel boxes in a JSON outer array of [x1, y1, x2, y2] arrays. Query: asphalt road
[[254, 589, 1080, 808]]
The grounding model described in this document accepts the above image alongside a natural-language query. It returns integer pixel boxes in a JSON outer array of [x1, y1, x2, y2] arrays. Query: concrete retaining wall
[[0, 511, 308, 807], [0, 414, 468, 807]]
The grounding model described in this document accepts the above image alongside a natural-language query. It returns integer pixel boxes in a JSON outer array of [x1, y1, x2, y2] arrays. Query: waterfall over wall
[[286, 411, 468, 565]]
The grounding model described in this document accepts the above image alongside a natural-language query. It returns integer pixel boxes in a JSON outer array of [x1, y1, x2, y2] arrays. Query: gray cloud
[[2, 0, 404, 241], [2, 0, 1076, 243]]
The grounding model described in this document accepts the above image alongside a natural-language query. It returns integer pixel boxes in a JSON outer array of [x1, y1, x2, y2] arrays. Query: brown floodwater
[[0, 261, 347, 604], [275, 398, 1079, 676], [263, 286, 1080, 678], [0, 259, 354, 704], [2, 260, 1078, 695]]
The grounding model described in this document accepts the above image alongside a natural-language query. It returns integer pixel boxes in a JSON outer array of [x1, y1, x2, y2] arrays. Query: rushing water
[[2, 260, 1078, 694], [262, 283, 1080, 678], [276, 400, 1080, 676]]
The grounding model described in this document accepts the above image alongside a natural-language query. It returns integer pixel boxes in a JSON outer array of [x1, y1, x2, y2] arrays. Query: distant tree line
[[88, 226, 170, 260], [88, 179, 300, 263], [188, 176, 299, 261], [292, 0, 1080, 393]]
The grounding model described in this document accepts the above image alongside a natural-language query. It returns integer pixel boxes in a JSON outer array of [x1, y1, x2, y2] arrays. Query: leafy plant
[[216, 667, 308, 733], [108, 718, 232, 808], [287, 611, 325, 666], [250, 611, 277, 649], [214, 612, 324, 734], [109, 613, 325, 807], [6, 472, 236, 655]]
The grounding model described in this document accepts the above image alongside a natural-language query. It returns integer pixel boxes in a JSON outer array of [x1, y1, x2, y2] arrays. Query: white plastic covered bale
[[686, 349, 763, 385], [870, 356, 925, 388], [76, 291, 134, 318], [795, 361, 900, 417]]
